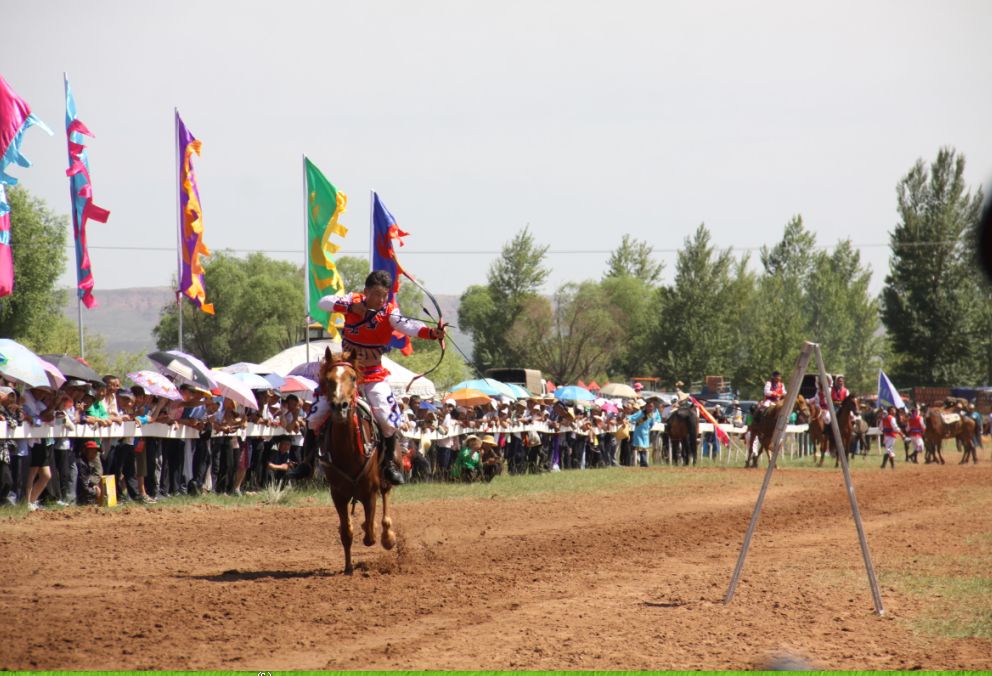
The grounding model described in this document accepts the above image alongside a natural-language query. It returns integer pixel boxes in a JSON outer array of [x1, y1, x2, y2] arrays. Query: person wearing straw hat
[[480, 435, 502, 481]]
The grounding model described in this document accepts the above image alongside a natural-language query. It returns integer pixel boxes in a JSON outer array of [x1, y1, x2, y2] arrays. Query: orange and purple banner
[[65, 76, 109, 308], [176, 110, 213, 314]]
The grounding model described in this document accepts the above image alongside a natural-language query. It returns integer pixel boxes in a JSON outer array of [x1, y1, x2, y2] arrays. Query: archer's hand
[[432, 321, 448, 341]]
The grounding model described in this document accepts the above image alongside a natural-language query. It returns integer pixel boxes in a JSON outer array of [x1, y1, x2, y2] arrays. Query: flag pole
[[64, 73, 85, 358], [369, 190, 374, 274], [174, 108, 183, 352], [303, 154, 310, 364]]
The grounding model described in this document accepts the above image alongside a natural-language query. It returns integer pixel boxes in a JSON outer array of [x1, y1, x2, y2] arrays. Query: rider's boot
[[288, 428, 318, 480], [380, 435, 405, 486]]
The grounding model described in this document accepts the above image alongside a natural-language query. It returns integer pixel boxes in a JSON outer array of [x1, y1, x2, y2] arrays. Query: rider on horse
[[815, 374, 848, 424], [305, 270, 446, 486], [758, 370, 786, 415]]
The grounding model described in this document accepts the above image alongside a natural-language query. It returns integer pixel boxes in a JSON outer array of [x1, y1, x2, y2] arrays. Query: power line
[[68, 240, 968, 255]]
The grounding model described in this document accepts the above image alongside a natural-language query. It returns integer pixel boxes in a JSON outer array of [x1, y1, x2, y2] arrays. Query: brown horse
[[745, 395, 810, 468], [924, 400, 976, 465], [807, 400, 832, 466], [317, 348, 397, 575], [666, 401, 698, 465]]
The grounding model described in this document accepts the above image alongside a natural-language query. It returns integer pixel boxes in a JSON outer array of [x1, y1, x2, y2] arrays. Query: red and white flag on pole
[[690, 395, 730, 446]]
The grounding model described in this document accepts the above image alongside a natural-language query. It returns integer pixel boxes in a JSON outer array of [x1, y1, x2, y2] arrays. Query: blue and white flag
[[877, 369, 906, 410]]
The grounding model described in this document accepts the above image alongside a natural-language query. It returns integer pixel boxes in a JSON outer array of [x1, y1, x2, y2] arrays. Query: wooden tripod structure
[[724, 341, 885, 616]]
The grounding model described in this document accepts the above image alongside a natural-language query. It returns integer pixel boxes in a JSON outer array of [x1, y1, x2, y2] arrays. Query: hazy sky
[[4, 0, 991, 299]]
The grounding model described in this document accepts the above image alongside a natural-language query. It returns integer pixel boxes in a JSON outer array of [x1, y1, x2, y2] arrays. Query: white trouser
[[883, 436, 897, 456], [308, 380, 401, 438], [911, 436, 924, 453], [819, 408, 831, 425]]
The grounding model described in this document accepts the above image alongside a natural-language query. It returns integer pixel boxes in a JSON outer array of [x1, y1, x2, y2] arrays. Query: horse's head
[[319, 347, 358, 422], [793, 395, 810, 424]]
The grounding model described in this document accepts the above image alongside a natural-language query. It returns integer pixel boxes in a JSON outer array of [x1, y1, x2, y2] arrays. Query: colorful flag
[[690, 395, 731, 446], [65, 76, 109, 309], [176, 111, 213, 314], [371, 192, 413, 355], [0, 74, 52, 297], [305, 157, 348, 337], [877, 369, 906, 410]]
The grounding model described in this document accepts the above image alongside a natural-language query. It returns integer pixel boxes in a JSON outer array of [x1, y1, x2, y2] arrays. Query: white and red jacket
[[317, 293, 439, 383], [907, 413, 925, 438], [763, 380, 786, 402], [881, 413, 903, 439]]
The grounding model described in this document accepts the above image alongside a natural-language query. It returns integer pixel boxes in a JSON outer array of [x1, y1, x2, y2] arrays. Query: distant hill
[[62, 287, 473, 359]]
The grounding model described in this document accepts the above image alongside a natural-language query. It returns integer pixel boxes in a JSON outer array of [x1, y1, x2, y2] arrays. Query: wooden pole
[[724, 341, 814, 606], [813, 344, 885, 616]]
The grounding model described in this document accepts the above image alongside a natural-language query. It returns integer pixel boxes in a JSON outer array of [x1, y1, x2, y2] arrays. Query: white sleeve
[[388, 306, 429, 338], [317, 295, 350, 313]]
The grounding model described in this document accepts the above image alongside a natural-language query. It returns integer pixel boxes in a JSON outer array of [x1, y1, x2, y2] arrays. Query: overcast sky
[[4, 0, 991, 299]]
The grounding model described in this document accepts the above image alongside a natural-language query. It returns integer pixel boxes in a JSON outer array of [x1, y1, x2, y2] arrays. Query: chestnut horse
[[924, 400, 976, 465], [745, 395, 810, 468], [317, 348, 396, 574], [809, 396, 859, 467]]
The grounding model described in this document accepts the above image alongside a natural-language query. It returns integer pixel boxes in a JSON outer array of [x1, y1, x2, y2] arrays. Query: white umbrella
[[0, 339, 51, 389], [210, 370, 260, 410], [598, 383, 637, 399]]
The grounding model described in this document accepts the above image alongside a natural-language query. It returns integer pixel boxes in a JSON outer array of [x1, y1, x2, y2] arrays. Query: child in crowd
[[76, 440, 103, 505]]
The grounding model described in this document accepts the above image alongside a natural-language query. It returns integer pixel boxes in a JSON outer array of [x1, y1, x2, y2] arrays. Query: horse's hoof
[[382, 530, 396, 550], [344, 566, 353, 576], [363, 535, 376, 547]]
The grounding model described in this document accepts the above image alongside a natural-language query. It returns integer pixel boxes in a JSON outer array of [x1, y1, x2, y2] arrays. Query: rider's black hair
[[365, 270, 393, 290]]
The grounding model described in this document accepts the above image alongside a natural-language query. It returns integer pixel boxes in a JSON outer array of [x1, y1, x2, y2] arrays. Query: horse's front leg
[[333, 493, 354, 575], [361, 494, 377, 547], [380, 485, 396, 550]]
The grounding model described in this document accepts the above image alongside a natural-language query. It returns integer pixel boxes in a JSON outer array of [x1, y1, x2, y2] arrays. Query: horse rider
[[906, 405, 926, 463], [674, 381, 690, 403], [816, 374, 849, 425], [302, 270, 446, 485], [759, 370, 786, 415]]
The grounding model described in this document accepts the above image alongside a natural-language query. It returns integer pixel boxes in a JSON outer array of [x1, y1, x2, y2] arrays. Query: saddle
[[940, 412, 961, 425]]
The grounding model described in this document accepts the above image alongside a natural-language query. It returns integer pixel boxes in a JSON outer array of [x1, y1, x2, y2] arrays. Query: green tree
[[505, 281, 624, 384], [0, 186, 68, 344], [651, 224, 737, 386], [599, 274, 659, 379], [880, 148, 984, 385], [605, 234, 663, 286], [153, 251, 305, 365], [335, 255, 369, 293], [458, 226, 550, 370]]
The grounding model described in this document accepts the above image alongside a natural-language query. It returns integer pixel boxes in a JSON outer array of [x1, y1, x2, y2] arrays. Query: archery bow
[[403, 272, 446, 393]]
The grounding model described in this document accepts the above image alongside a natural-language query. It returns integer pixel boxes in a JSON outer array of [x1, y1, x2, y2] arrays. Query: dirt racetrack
[[2, 458, 991, 671]]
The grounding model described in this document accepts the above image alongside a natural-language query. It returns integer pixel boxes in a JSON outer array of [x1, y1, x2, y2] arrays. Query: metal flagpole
[[175, 108, 184, 352], [814, 344, 885, 615], [303, 154, 310, 364], [64, 73, 85, 358], [725, 341, 814, 605]]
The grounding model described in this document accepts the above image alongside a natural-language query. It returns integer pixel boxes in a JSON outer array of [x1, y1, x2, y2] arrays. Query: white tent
[[256, 339, 437, 399]]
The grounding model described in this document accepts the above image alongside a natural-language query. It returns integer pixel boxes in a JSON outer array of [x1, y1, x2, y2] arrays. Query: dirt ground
[[2, 457, 990, 671]]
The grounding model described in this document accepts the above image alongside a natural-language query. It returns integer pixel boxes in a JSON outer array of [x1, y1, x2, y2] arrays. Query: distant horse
[[317, 348, 396, 575], [807, 400, 833, 466], [924, 399, 977, 465], [745, 395, 810, 468], [666, 401, 698, 466]]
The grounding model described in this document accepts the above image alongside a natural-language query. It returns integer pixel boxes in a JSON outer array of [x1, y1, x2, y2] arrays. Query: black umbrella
[[146, 351, 217, 391], [40, 354, 103, 384]]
